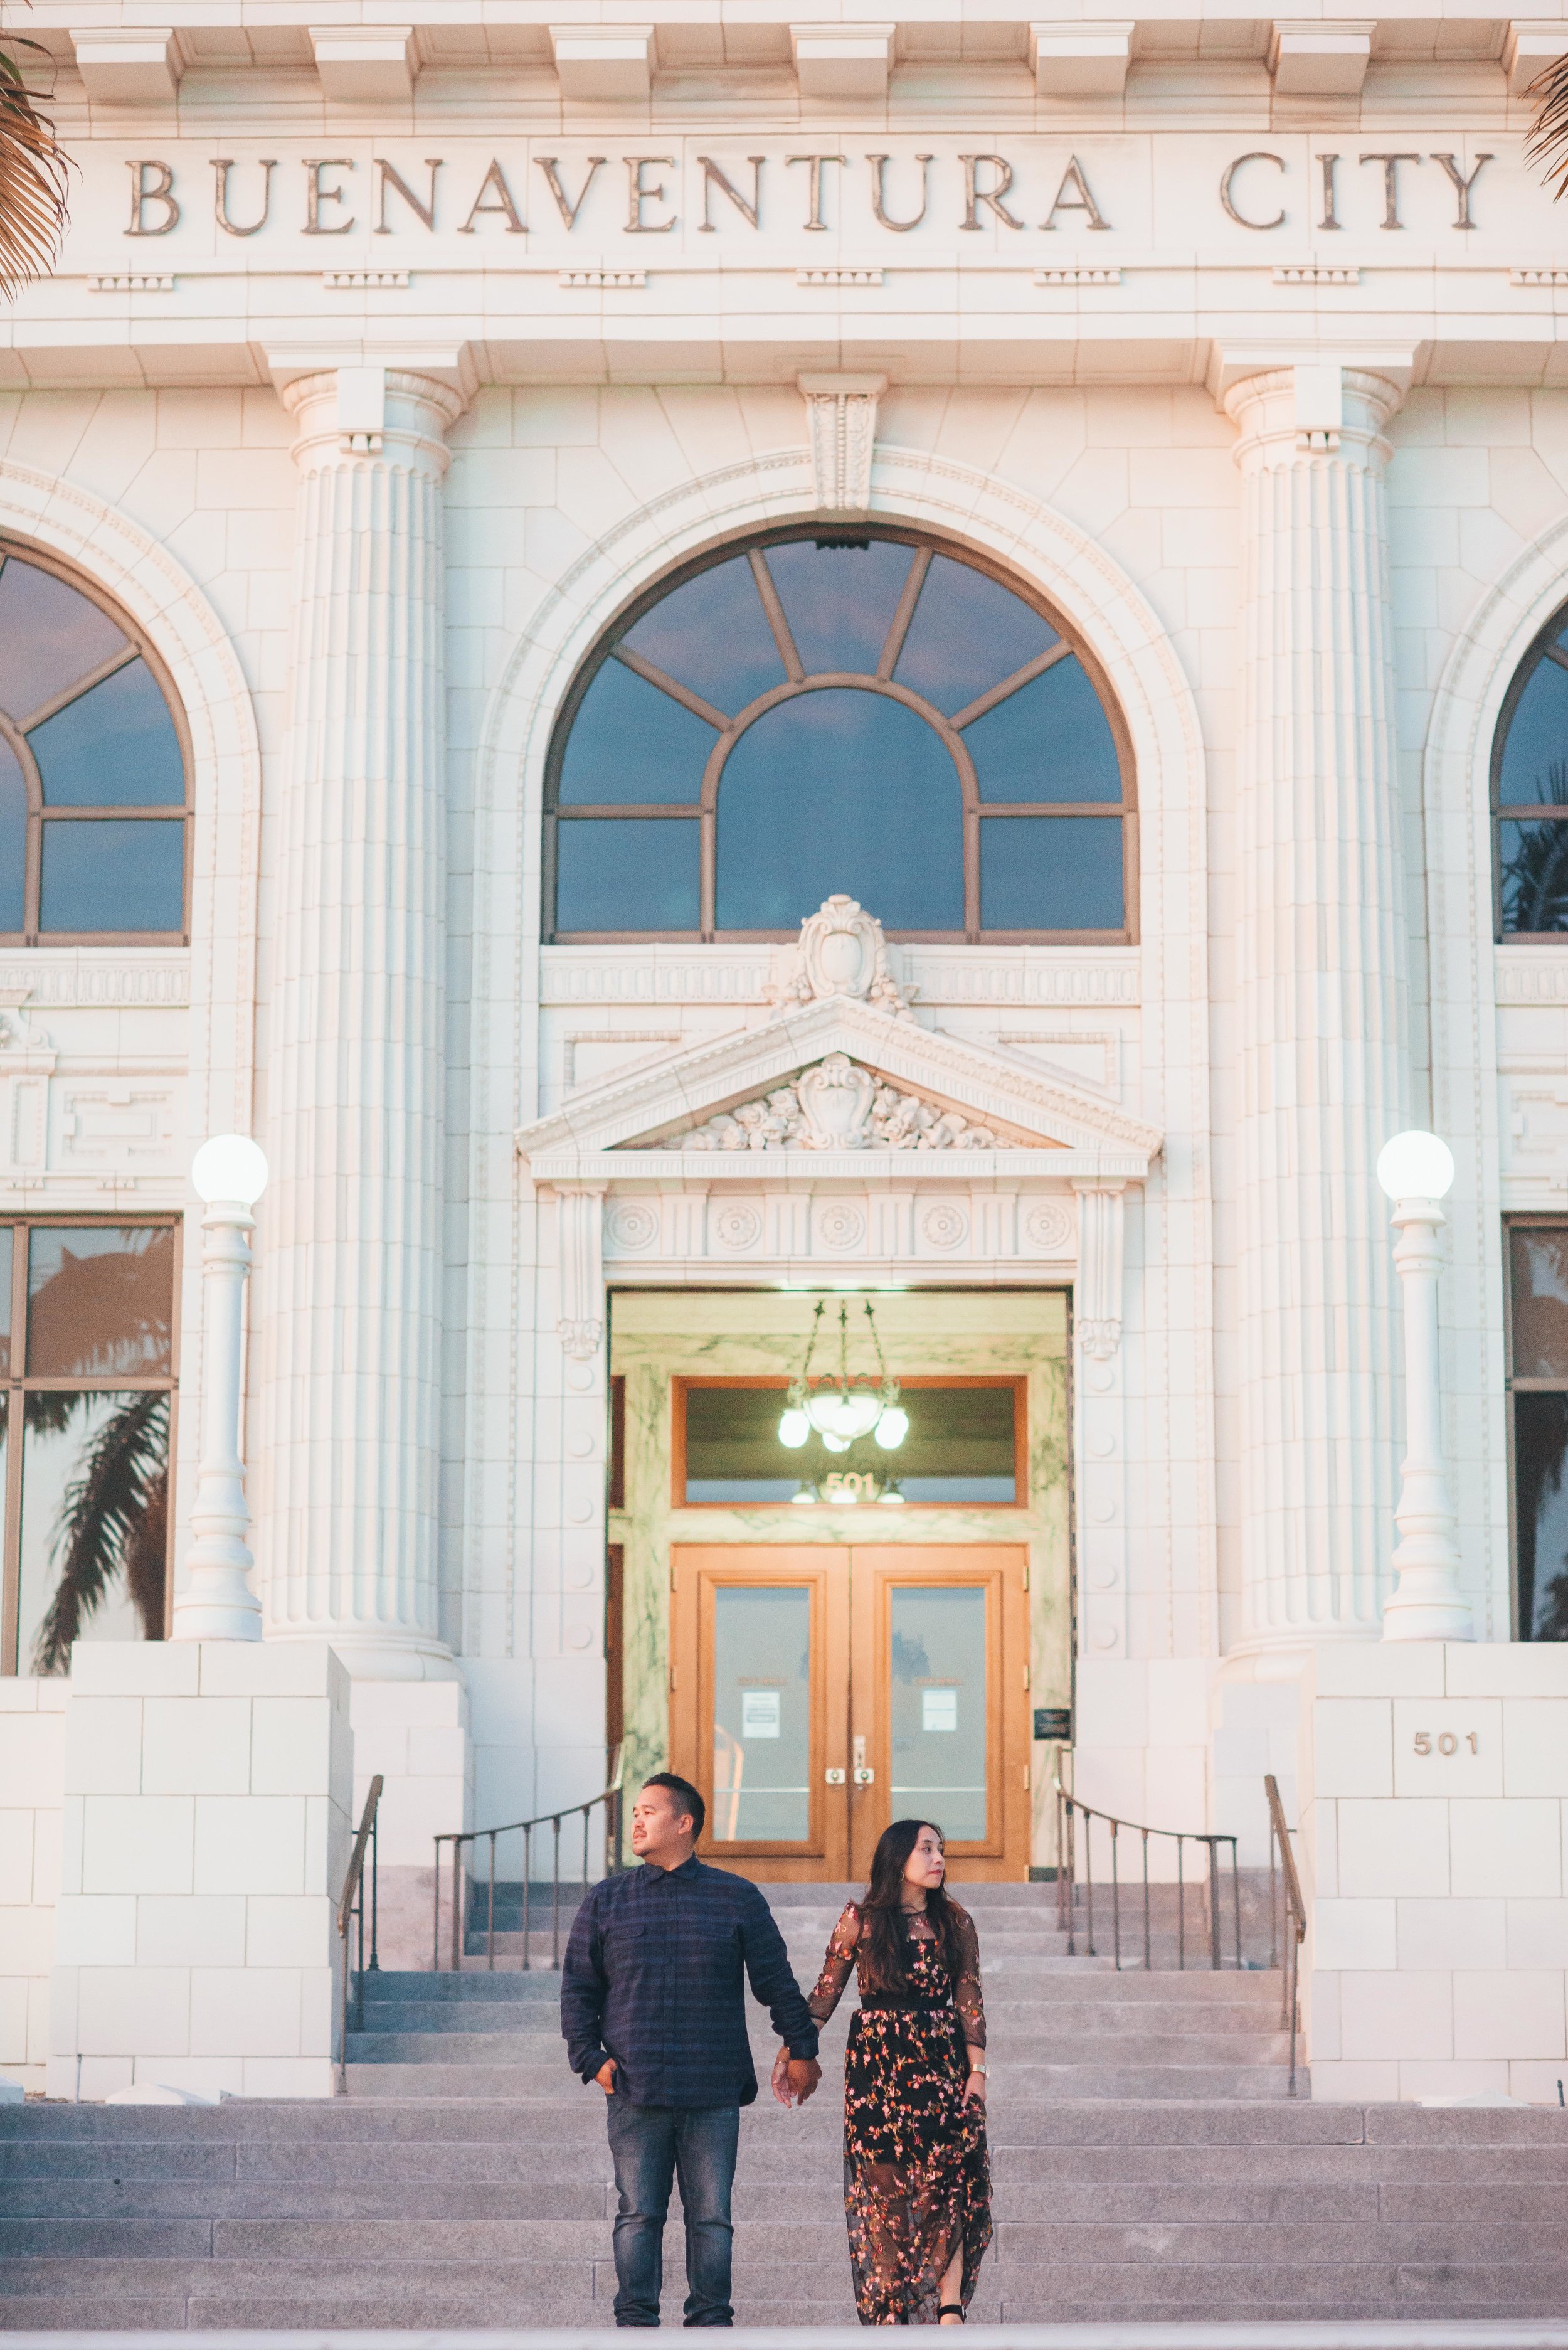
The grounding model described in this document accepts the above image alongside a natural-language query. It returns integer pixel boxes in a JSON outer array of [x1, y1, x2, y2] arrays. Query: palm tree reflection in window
[[1500, 762, 1568, 934], [18, 1227, 173, 1673], [27, 1390, 169, 1671], [1515, 1391, 1568, 1642]]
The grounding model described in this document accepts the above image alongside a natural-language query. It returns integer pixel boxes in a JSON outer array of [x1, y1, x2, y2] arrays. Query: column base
[[265, 1627, 461, 1683]]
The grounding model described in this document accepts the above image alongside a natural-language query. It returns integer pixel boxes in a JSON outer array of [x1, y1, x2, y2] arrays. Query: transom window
[[1495, 607, 1568, 936], [0, 546, 188, 944], [0, 1220, 177, 1675], [546, 528, 1133, 942]]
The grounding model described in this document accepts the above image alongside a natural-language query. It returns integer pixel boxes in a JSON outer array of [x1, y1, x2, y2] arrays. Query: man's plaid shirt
[[561, 1856, 820, 2109]]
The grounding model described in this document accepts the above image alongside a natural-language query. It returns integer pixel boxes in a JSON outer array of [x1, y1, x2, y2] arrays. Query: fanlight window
[[546, 529, 1133, 942], [0, 546, 188, 944], [1496, 606, 1568, 936]]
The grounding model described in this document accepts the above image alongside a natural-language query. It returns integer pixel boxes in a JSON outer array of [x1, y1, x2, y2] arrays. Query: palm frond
[[21, 1389, 76, 1438], [1501, 764, 1568, 933], [31, 1391, 170, 1674], [0, 42, 67, 291]]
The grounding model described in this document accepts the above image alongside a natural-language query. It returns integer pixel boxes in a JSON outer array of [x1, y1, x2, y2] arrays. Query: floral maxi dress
[[808, 1902, 993, 2325]]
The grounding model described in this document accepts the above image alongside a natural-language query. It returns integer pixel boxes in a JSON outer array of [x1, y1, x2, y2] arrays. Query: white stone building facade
[[6, 0, 1568, 2099]]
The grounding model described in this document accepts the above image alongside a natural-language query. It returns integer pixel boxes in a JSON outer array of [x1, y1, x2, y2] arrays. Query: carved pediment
[[650, 1053, 1031, 1154], [519, 897, 1163, 1177]]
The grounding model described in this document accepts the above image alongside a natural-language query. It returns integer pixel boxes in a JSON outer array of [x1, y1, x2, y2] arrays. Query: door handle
[[825, 1768, 846, 1785], [852, 1735, 874, 1787]]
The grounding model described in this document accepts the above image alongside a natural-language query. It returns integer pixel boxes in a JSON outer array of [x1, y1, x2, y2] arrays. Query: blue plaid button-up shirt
[[561, 1856, 820, 2109]]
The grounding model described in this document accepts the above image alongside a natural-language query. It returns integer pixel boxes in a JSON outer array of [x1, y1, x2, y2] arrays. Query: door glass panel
[[889, 1586, 987, 1839], [712, 1585, 811, 1841]]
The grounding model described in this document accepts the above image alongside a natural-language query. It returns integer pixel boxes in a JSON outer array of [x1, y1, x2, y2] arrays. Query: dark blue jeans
[[605, 2096, 740, 2327]]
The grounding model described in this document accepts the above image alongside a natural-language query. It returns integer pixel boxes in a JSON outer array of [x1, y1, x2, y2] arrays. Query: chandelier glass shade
[[778, 1299, 906, 1459]]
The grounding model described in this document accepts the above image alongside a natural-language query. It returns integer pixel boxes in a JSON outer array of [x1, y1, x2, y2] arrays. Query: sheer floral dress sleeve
[[808, 1901, 992, 2325]]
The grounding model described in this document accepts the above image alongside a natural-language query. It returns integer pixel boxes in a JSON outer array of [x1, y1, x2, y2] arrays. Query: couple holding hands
[[562, 1773, 992, 2328]]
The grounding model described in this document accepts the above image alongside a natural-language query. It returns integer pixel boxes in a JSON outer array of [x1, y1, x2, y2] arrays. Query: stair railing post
[[1142, 1829, 1151, 1972], [1084, 1809, 1095, 1957], [1177, 1838, 1186, 1970], [1288, 1906, 1300, 2096], [451, 1842, 464, 1973], [432, 1837, 443, 1974], [487, 1831, 497, 1970], [1110, 1818, 1121, 1970], [1055, 1785, 1064, 1935], [1063, 1797, 1076, 1955], [339, 1913, 349, 2093], [1269, 1817, 1279, 1975], [523, 1824, 532, 1972], [1207, 1839, 1222, 1970], [369, 1810, 379, 1973], [552, 1815, 563, 1969], [354, 1866, 366, 2029], [1230, 1838, 1242, 1970]]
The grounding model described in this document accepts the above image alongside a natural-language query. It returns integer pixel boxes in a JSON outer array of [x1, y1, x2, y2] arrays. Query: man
[[561, 1772, 822, 2327]]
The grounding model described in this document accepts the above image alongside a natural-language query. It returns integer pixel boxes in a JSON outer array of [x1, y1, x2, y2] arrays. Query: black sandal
[[937, 2307, 965, 2324]]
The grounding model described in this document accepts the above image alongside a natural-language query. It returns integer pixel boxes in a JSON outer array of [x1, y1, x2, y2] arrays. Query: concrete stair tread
[[11, 1864, 1564, 2334]]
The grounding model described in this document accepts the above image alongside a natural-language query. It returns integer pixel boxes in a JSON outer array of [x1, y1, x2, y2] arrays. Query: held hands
[[595, 2058, 618, 2095], [771, 2048, 823, 2107]]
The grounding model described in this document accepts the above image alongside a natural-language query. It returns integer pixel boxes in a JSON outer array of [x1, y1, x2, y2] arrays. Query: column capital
[[277, 363, 469, 472], [1221, 362, 1406, 467]]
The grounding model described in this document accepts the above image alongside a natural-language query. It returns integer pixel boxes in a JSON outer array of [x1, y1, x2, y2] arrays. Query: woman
[[776, 1819, 992, 2326]]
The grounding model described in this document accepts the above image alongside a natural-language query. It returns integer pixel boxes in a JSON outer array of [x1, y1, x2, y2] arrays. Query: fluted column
[[260, 366, 464, 1677], [1224, 366, 1409, 1649]]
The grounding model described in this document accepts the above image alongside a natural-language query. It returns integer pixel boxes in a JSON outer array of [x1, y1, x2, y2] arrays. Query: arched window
[[0, 546, 188, 945], [1496, 607, 1568, 936], [545, 529, 1133, 942]]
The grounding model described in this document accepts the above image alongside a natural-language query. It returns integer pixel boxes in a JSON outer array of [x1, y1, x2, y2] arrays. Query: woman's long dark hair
[[856, 1818, 964, 1993]]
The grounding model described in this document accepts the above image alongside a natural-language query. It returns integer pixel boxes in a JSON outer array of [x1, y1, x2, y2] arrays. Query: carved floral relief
[[656, 1052, 1016, 1153]]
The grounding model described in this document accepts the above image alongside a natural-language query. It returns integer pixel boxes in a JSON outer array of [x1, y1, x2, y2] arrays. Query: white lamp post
[[171, 1134, 269, 1644], [1375, 1129, 1475, 1644]]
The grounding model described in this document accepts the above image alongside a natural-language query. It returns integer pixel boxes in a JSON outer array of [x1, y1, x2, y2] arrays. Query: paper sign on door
[[742, 1689, 781, 1738]]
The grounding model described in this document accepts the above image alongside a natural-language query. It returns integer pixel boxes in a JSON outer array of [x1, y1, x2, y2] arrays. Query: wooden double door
[[669, 1545, 1030, 1883]]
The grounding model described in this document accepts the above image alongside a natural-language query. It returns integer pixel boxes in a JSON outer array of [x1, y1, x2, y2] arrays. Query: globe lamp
[[1375, 1130, 1455, 1204], [192, 1134, 270, 1208]]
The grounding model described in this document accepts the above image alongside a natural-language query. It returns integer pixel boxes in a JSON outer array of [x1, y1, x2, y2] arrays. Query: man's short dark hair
[[643, 1771, 706, 1840]]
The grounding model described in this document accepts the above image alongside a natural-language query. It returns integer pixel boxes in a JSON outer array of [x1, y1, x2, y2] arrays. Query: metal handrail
[[336, 1773, 383, 2093], [433, 1745, 625, 1973], [1054, 1773, 1242, 1970], [1265, 1771, 1306, 2097]]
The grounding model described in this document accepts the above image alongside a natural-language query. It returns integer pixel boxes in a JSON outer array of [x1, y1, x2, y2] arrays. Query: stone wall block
[[47, 1642, 354, 2098]]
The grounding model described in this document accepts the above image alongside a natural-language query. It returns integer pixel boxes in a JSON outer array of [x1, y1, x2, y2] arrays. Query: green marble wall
[[608, 1287, 1071, 1864]]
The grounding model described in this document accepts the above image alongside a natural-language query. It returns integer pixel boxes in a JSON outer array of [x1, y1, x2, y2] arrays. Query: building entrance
[[668, 1544, 1030, 1882]]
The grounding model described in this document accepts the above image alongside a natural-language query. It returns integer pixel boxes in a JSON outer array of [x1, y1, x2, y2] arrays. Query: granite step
[[341, 2062, 1304, 2099]]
